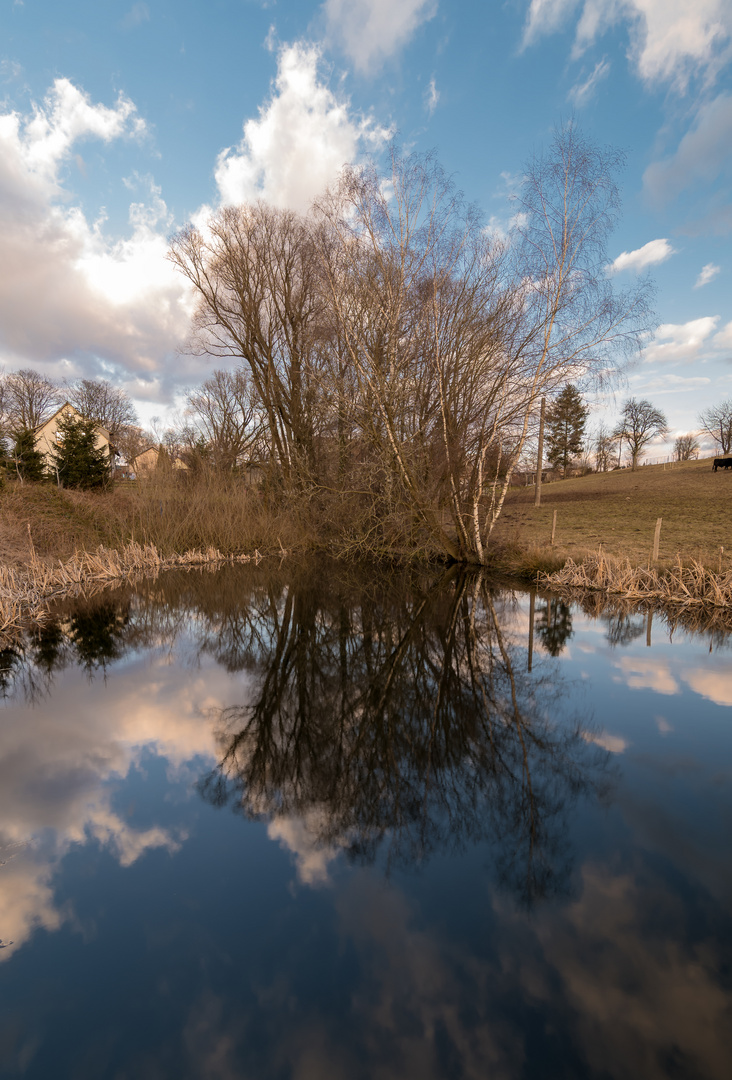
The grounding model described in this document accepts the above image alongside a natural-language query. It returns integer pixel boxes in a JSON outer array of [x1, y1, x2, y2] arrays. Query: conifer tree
[[12, 428, 45, 482], [545, 385, 588, 478], [51, 411, 110, 489]]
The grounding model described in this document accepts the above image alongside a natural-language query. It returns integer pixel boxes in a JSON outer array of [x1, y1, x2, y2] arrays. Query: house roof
[[35, 402, 110, 441]]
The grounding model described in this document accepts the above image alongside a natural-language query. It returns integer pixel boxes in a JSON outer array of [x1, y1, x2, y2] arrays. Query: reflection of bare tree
[[197, 566, 611, 906], [0, 561, 614, 903]]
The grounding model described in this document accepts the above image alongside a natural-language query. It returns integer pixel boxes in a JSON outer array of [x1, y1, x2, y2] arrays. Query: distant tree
[[593, 422, 614, 472], [674, 434, 698, 461], [3, 369, 62, 434], [66, 379, 138, 444], [544, 384, 589, 477], [50, 411, 110, 489], [114, 423, 154, 466], [614, 398, 668, 470], [12, 429, 45, 482], [698, 400, 732, 454], [185, 368, 261, 472]]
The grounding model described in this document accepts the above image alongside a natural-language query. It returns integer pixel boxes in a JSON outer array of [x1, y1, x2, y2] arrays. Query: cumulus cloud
[[642, 316, 719, 364], [215, 42, 390, 212], [567, 56, 611, 105], [607, 237, 676, 274], [0, 79, 191, 398], [695, 262, 721, 287], [644, 92, 732, 205], [522, 1, 732, 90], [323, 0, 438, 74]]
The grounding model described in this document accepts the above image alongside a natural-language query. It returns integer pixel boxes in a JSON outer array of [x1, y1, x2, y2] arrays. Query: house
[[34, 403, 111, 471], [129, 446, 189, 477]]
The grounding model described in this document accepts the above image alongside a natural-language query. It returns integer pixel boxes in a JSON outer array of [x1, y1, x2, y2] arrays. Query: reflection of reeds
[[541, 551, 732, 629], [0, 542, 259, 645]]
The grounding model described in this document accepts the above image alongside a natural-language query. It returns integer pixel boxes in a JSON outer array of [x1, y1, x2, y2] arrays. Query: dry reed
[[0, 541, 261, 646], [540, 550, 732, 610]]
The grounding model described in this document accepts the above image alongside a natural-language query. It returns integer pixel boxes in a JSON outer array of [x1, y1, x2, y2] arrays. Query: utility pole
[[534, 396, 545, 507]]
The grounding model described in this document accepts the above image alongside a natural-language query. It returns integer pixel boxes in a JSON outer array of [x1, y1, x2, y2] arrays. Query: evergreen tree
[[51, 411, 110, 489], [545, 385, 589, 477], [12, 428, 45, 482]]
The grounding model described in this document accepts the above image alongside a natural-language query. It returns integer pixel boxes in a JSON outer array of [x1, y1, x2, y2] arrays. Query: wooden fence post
[[652, 517, 662, 562], [551, 509, 557, 547]]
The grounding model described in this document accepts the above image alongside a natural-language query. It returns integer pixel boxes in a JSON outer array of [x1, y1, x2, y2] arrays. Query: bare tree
[[593, 422, 614, 472], [614, 398, 668, 469], [66, 379, 138, 443], [2, 369, 62, 433], [315, 130, 651, 561], [698, 400, 732, 454], [674, 433, 699, 461], [168, 204, 328, 485], [185, 368, 262, 471]]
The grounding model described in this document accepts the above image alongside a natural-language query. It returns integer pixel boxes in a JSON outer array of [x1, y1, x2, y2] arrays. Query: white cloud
[[523, 1, 732, 90], [424, 75, 439, 114], [0, 80, 191, 398], [712, 319, 732, 349], [608, 237, 676, 274], [644, 92, 732, 204], [695, 262, 721, 287], [682, 665, 732, 706], [568, 56, 611, 104], [324, 0, 438, 74], [215, 42, 390, 212], [642, 316, 719, 363]]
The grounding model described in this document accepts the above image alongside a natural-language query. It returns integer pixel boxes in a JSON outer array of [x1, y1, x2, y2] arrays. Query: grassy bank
[[490, 456, 730, 573], [1, 457, 730, 642]]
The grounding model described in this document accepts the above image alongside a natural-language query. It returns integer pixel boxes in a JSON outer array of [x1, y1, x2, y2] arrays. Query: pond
[[0, 560, 730, 1079]]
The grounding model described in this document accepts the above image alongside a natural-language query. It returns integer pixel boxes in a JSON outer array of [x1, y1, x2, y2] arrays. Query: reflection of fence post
[[534, 397, 545, 508], [551, 510, 557, 547], [646, 609, 652, 647], [652, 517, 662, 561], [528, 590, 535, 673]]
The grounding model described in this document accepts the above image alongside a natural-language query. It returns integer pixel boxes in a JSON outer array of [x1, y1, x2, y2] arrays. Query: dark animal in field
[[712, 457, 732, 470]]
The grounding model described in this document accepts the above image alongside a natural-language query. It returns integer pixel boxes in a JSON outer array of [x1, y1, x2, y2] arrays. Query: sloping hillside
[[492, 457, 730, 569]]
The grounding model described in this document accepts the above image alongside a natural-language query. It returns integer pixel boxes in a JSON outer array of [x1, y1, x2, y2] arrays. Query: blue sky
[[1, 0, 731, 455]]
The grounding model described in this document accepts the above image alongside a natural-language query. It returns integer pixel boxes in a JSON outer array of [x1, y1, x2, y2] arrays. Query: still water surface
[[0, 560, 730, 1079]]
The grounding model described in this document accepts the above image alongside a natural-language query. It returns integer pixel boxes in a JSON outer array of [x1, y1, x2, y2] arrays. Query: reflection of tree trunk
[[528, 590, 535, 673], [646, 609, 652, 648]]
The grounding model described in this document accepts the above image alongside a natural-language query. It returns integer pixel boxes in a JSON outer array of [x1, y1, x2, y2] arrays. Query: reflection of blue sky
[[0, 588, 731, 1076]]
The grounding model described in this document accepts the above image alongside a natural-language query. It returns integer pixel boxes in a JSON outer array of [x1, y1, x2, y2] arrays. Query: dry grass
[[540, 550, 732, 610], [493, 456, 730, 570], [0, 539, 261, 645]]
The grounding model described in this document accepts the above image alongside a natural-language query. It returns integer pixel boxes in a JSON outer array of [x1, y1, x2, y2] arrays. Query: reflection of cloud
[[267, 810, 343, 886], [655, 715, 673, 734], [616, 657, 680, 695], [0, 654, 240, 959], [583, 731, 629, 754], [526, 864, 732, 1080], [682, 666, 732, 706]]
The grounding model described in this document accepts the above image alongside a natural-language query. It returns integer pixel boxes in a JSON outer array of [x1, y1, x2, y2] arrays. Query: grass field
[[491, 456, 731, 571]]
